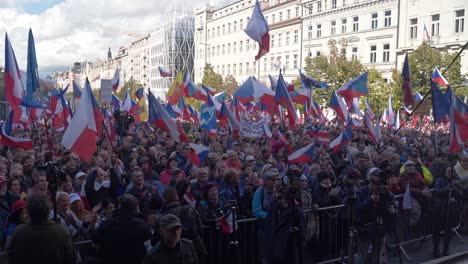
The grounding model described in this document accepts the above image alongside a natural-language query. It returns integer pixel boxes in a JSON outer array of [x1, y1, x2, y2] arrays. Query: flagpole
[[389, 40, 468, 137]]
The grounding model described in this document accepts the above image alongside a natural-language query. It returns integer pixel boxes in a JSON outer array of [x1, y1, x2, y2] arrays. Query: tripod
[[343, 195, 369, 264]]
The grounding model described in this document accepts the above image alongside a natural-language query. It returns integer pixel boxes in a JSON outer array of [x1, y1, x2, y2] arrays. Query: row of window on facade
[[409, 10, 465, 39], [304, 0, 362, 15], [305, 10, 392, 39]]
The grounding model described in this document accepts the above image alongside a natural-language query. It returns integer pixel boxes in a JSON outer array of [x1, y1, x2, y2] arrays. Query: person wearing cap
[[4, 200, 28, 247], [144, 214, 199, 264], [73, 171, 87, 193], [399, 151, 434, 186], [7, 194, 75, 264], [93, 194, 152, 264], [396, 160, 431, 200], [244, 155, 255, 166]]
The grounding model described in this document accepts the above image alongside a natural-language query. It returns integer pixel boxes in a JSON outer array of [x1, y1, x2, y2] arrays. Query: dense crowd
[[1, 110, 468, 264]]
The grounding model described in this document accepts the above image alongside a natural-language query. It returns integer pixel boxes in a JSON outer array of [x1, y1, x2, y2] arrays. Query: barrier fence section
[[69, 189, 464, 264]]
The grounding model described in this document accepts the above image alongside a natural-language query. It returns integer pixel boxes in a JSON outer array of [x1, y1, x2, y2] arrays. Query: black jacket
[[84, 169, 119, 208], [92, 209, 152, 264], [143, 239, 198, 264]]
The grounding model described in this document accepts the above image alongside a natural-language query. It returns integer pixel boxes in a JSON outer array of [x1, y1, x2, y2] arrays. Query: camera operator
[[355, 169, 395, 263], [114, 109, 134, 137], [262, 181, 302, 264]]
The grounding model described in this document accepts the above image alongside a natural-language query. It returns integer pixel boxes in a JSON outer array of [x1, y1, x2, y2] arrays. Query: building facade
[[301, 0, 399, 81], [396, 0, 467, 75]]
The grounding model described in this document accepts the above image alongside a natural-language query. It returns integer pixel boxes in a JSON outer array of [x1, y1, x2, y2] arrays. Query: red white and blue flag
[[189, 143, 209, 167], [387, 96, 395, 125], [288, 142, 317, 164], [365, 98, 375, 121], [449, 95, 468, 153], [364, 113, 378, 144], [111, 67, 119, 92], [0, 123, 33, 149], [329, 114, 353, 151], [148, 91, 186, 142], [329, 91, 349, 122], [299, 69, 328, 90], [4, 33, 25, 107], [158, 66, 172, 77], [432, 67, 449, 87], [275, 71, 298, 128], [336, 72, 368, 104], [244, 0, 269, 61]]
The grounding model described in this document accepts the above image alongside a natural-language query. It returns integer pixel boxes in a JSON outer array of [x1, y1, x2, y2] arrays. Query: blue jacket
[[252, 187, 272, 220]]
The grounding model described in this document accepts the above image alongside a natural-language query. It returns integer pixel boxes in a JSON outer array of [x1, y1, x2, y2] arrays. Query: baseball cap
[[403, 160, 416, 166], [159, 214, 182, 230], [245, 155, 255, 161], [69, 193, 81, 204], [75, 172, 86, 180]]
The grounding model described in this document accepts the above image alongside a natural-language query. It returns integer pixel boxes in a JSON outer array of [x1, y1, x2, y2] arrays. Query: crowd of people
[[0, 109, 467, 264]]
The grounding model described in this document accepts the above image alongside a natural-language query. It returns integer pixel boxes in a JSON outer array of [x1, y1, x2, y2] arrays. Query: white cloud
[[0, 0, 237, 70]]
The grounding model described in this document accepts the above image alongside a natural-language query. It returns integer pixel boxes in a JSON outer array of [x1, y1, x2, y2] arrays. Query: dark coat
[[143, 239, 198, 264], [92, 209, 152, 264], [84, 169, 119, 208], [7, 220, 75, 264]]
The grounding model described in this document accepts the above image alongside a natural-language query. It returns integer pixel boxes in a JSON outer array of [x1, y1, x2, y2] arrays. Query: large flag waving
[[336, 72, 368, 104], [431, 81, 450, 123], [244, 0, 269, 60], [449, 95, 468, 153], [0, 123, 33, 149], [4, 33, 25, 107], [148, 90, 186, 142], [299, 69, 328, 90], [275, 71, 298, 128], [432, 67, 449, 87], [111, 67, 119, 92], [288, 142, 317, 164], [25, 29, 40, 104], [61, 78, 102, 160], [167, 71, 185, 105], [401, 53, 414, 107]]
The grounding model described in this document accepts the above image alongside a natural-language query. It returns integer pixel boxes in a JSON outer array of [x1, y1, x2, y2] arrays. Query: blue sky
[[22, 0, 63, 14]]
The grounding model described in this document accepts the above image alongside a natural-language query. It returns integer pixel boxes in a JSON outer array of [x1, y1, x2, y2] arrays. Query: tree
[[221, 75, 238, 96], [201, 64, 223, 91], [116, 78, 141, 100], [303, 39, 365, 105], [366, 68, 402, 116]]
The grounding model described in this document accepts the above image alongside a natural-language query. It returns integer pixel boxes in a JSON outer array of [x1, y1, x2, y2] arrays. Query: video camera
[[37, 161, 67, 193]]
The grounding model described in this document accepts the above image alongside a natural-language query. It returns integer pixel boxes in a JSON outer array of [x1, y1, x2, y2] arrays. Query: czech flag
[[158, 66, 172, 77], [388, 96, 395, 125], [364, 113, 378, 144], [415, 92, 423, 101], [336, 72, 368, 104], [244, 0, 269, 60], [148, 90, 186, 142], [299, 69, 328, 90], [432, 67, 449, 87], [111, 67, 119, 92], [431, 81, 450, 123], [220, 101, 240, 134], [135, 87, 144, 100], [4, 33, 25, 107], [329, 91, 349, 122], [288, 142, 317, 164], [189, 143, 209, 167], [61, 78, 103, 160], [394, 110, 401, 130], [0, 123, 33, 149], [449, 95, 468, 153], [365, 98, 375, 121], [401, 53, 414, 107], [233, 76, 274, 109], [275, 71, 298, 128], [329, 114, 353, 151], [73, 80, 82, 99]]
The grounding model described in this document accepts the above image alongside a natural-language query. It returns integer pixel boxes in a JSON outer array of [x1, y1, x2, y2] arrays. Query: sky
[[0, 0, 234, 73]]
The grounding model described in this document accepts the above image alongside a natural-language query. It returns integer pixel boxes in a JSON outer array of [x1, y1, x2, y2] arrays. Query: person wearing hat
[[144, 214, 198, 264], [312, 171, 341, 208], [4, 200, 28, 247], [73, 171, 87, 193], [399, 151, 434, 186], [396, 160, 431, 200]]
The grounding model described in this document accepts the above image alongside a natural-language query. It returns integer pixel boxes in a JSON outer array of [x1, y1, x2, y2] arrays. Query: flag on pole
[[158, 66, 172, 77], [25, 29, 40, 104], [4, 33, 25, 107], [388, 96, 395, 125], [402, 183, 412, 209], [299, 69, 328, 90], [73, 81, 82, 99], [431, 81, 450, 123], [0, 123, 33, 149], [336, 72, 368, 104], [415, 92, 423, 101], [329, 114, 353, 151], [111, 67, 119, 92], [148, 90, 186, 142], [244, 0, 270, 60], [432, 67, 449, 87], [189, 143, 209, 167], [167, 71, 185, 106], [275, 70, 298, 128], [449, 95, 468, 153], [61, 78, 103, 160], [288, 142, 317, 164], [401, 53, 414, 107], [394, 110, 401, 130], [329, 91, 349, 122], [423, 24, 430, 42]]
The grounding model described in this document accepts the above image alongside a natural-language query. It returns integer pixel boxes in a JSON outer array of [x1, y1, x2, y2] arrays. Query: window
[[455, 9, 464, 33], [317, 1, 322, 12], [239, 63, 243, 74], [240, 19, 243, 29], [352, 47, 358, 60], [332, 0, 337, 9], [370, 45, 377, 63], [317, 24, 322, 37], [212, 28, 215, 38], [431, 14, 440, 36], [234, 21, 237, 31], [217, 26, 220, 36], [342, 18, 347, 33], [228, 23, 231, 33], [383, 44, 390, 62], [212, 47, 215, 57], [246, 62, 250, 74], [222, 65, 225, 75], [410, 18, 418, 39], [246, 40, 250, 51], [207, 29, 210, 39], [287, 9, 291, 19], [222, 44, 225, 55], [217, 65, 219, 73], [233, 42, 237, 53], [285, 55, 290, 69], [308, 25, 313, 39], [264, 58, 267, 71], [295, 6, 299, 17], [316, 51, 321, 57], [233, 64, 237, 75], [270, 56, 274, 70], [343, 0, 347, 6], [240, 41, 243, 52], [227, 64, 230, 75], [253, 62, 256, 73], [279, 12, 283, 21], [222, 24, 225, 34], [384, 10, 391, 27], [278, 33, 282, 47], [286, 31, 290, 45], [265, 16, 269, 24], [272, 14, 276, 23], [228, 43, 231, 54], [331, 20, 336, 35], [294, 30, 299, 44], [353, 16, 359, 31], [271, 35, 275, 48], [217, 45, 220, 56], [371, 13, 378, 29], [293, 54, 298, 69]]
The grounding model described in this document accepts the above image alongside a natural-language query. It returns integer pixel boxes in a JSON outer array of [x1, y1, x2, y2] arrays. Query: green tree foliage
[[201, 64, 223, 91], [116, 78, 141, 101], [221, 75, 238, 96], [367, 68, 402, 115]]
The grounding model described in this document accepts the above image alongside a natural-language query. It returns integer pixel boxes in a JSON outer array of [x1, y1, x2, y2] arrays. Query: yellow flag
[[166, 71, 184, 105], [138, 94, 148, 122]]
